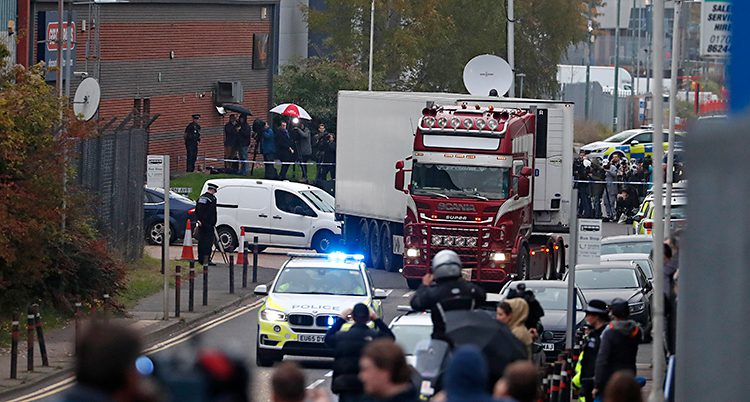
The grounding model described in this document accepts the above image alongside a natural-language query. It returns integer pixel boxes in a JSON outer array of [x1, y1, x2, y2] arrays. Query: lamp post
[[612, 0, 622, 132], [367, 0, 374, 91], [665, 0, 682, 237], [585, 7, 594, 120]]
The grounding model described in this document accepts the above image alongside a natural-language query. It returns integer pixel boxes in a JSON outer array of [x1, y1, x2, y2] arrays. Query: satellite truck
[[335, 55, 574, 289]]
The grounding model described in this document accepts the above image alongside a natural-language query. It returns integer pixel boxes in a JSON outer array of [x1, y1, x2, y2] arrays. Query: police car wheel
[[256, 344, 281, 367]]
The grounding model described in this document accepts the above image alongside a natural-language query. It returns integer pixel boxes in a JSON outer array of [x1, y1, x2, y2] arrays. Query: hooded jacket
[[443, 346, 496, 402], [506, 298, 533, 357], [594, 319, 641, 391], [261, 128, 276, 155]]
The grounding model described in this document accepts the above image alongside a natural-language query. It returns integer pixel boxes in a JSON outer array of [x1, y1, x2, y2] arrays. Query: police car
[[253, 252, 387, 366], [581, 128, 685, 161], [633, 196, 687, 235]]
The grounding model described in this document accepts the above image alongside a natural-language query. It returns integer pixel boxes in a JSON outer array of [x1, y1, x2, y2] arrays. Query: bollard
[[550, 361, 562, 402], [242, 245, 248, 288], [544, 364, 553, 401], [188, 261, 195, 312], [559, 359, 570, 402], [229, 255, 235, 294], [26, 306, 34, 371], [31, 304, 49, 367], [103, 293, 110, 324], [175, 265, 182, 318], [74, 302, 82, 354], [252, 236, 259, 283], [202, 257, 208, 306], [10, 312, 19, 379]]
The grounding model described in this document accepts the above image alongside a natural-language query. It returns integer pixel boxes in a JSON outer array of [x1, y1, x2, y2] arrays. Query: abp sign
[[46, 22, 77, 52]]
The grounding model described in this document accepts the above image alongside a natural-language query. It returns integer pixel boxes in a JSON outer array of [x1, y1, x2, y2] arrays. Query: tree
[[273, 57, 374, 132], [0, 44, 126, 314]]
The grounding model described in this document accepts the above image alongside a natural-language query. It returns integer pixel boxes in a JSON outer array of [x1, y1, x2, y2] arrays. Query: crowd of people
[[573, 150, 653, 223], [183, 113, 336, 183]]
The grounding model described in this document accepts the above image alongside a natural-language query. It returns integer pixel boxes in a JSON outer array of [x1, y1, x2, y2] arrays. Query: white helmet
[[431, 250, 462, 281]]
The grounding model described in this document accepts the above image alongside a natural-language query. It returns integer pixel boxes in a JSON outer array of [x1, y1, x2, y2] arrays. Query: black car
[[499, 280, 587, 361], [565, 263, 653, 329], [144, 187, 196, 245]]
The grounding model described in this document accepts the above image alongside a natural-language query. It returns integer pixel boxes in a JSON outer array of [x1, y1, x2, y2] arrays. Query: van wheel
[[312, 230, 336, 253], [369, 220, 383, 270], [381, 223, 399, 272], [216, 226, 238, 252]]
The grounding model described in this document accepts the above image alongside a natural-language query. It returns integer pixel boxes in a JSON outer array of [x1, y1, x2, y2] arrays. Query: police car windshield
[[600, 241, 652, 255], [300, 190, 335, 213], [273, 267, 367, 296], [575, 269, 639, 290], [391, 324, 433, 355], [411, 163, 509, 200], [603, 130, 641, 143]]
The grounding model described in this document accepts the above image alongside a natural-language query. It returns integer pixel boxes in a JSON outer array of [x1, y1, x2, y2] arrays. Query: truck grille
[[428, 226, 484, 268]]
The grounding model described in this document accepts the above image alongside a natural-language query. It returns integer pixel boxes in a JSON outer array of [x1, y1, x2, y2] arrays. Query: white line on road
[[384, 289, 393, 296], [325, 370, 333, 377], [403, 291, 414, 298], [307, 378, 326, 389]]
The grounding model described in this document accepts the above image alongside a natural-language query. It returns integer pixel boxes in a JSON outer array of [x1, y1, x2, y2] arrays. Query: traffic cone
[[236, 227, 246, 265], [181, 219, 196, 261]]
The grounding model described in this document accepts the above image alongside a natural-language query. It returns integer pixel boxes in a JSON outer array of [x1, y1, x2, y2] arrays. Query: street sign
[[147, 155, 166, 188], [700, 0, 731, 58], [576, 218, 602, 264]]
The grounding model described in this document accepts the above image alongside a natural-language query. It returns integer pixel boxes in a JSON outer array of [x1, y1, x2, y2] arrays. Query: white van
[[200, 179, 342, 253]]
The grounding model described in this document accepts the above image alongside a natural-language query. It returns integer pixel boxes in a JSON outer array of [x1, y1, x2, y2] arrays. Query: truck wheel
[[555, 240, 566, 278], [406, 279, 421, 290], [517, 245, 530, 280], [545, 242, 556, 280], [359, 220, 371, 265], [216, 226, 238, 252], [369, 220, 383, 270], [381, 224, 398, 272]]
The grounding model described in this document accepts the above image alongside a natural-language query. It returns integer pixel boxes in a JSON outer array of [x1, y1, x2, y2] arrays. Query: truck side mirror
[[395, 160, 407, 194], [518, 176, 530, 197], [520, 166, 533, 177]]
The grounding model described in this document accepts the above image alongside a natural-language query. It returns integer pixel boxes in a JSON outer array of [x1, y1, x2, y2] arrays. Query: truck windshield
[[411, 163, 509, 200]]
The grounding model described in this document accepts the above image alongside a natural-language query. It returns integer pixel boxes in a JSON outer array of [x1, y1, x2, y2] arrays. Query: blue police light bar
[[287, 252, 365, 262], [326, 315, 337, 326]]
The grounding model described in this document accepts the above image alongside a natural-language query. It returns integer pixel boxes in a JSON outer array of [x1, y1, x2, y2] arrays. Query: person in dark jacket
[[237, 114, 252, 175], [590, 159, 606, 219], [359, 339, 419, 402], [224, 114, 241, 172], [292, 121, 314, 182], [593, 298, 641, 398], [410, 250, 486, 342], [313, 123, 329, 180], [184, 114, 201, 172], [317, 132, 337, 181], [275, 121, 296, 180], [258, 120, 278, 179], [579, 299, 610, 402], [195, 183, 218, 265], [325, 303, 395, 402], [441, 345, 514, 402]]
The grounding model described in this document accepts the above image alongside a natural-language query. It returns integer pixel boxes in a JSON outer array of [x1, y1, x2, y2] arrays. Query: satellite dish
[[462, 54, 513, 97], [73, 77, 101, 121]]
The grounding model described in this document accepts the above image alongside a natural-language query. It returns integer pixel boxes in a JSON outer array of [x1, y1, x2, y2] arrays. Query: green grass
[[119, 255, 178, 309], [171, 164, 320, 200]]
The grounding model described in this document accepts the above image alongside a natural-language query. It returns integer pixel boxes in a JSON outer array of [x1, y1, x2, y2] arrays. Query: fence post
[[252, 236, 259, 283], [31, 304, 49, 367], [74, 301, 82, 354], [26, 306, 34, 371], [102, 293, 110, 324], [229, 255, 235, 294], [175, 265, 182, 318], [10, 312, 19, 379], [202, 258, 208, 306], [188, 261, 195, 312], [242, 244, 248, 288]]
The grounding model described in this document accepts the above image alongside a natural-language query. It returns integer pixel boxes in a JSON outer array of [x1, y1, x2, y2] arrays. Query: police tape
[[197, 157, 336, 166], [573, 180, 658, 186]]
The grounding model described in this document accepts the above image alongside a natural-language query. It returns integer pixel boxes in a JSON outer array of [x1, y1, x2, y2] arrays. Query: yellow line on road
[[8, 300, 264, 402]]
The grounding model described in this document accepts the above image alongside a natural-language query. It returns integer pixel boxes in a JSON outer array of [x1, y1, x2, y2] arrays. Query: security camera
[[74, 72, 89, 78]]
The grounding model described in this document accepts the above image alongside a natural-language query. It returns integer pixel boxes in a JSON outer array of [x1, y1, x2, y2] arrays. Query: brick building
[[25, 0, 279, 172]]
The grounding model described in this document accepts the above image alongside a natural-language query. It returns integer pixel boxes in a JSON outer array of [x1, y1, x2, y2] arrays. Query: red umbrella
[[269, 103, 312, 120]]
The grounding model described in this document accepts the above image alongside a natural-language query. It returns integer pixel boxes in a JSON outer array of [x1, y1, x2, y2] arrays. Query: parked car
[[600, 234, 653, 255], [144, 187, 196, 245], [499, 280, 587, 361], [202, 179, 342, 253], [565, 263, 652, 329], [600, 253, 654, 281]]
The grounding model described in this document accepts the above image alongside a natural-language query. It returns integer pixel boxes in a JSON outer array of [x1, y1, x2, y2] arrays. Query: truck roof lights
[[450, 117, 460, 129], [476, 118, 486, 130], [462, 118, 473, 129], [438, 117, 448, 128], [422, 116, 436, 128], [487, 119, 499, 130]]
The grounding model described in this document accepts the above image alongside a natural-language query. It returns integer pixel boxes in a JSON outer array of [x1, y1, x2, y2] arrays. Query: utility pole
[[636, 3, 643, 95], [665, 0, 682, 237], [507, 0, 515, 97], [516, 73, 526, 98], [367, 0, 374, 91], [585, 2, 594, 120], [648, 1, 666, 401], [612, 0, 622, 132], [57, 0, 64, 97]]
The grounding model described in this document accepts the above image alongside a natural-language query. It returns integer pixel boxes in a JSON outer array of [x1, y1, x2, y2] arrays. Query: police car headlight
[[628, 302, 645, 314], [491, 252, 507, 262], [261, 308, 287, 322]]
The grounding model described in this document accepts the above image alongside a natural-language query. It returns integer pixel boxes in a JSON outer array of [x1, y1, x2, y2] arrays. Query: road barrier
[[539, 350, 579, 402], [181, 219, 195, 261], [10, 312, 18, 379], [236, 227, 246, 266], [188, 261, 195, 312], [74, 301, 82, 354], [26, 306, 34, 371], [31, 304, 49, 367], [242, 245, 249, 288], [229, 255, 235, 294], [175, 265, 182, 318], [202, 259, 209, 306], [252, 236, 259, 283]]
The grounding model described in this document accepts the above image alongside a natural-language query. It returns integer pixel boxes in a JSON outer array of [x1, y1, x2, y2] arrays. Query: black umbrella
[[222, 103, 252, 116], [444, 310, 527, 388]]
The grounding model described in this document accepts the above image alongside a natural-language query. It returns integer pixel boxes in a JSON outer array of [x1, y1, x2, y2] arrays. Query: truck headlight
[[261, 308, 287, 322], [491, 252, 507, 262], [628, 302, 645, 314], [406, 248, 420, 258]]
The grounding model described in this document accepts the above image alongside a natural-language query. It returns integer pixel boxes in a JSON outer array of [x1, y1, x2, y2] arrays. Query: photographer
[[292, 121, 313, 182], [317, 132, 337, 181]]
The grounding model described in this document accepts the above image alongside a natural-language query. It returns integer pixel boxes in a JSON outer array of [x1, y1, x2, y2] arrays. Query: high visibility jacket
[[572, 350, 587, 402]]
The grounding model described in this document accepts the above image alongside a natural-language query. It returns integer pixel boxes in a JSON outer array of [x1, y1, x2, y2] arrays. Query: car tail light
[[188, 208, 195, 215]]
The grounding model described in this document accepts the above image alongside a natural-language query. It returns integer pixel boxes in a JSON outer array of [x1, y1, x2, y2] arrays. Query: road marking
[[8, 299, 265, 402], [403, 291, 414, 298], [384, 289, 393, 296], [307, 378, 326, 389], [325, 370, 333, 377]]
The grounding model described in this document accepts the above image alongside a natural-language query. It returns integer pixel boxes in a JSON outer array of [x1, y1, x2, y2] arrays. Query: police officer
[[195, 183, 218, 265], [578, 299, 610, 402], [409, 250, 486, 341], [185, 114, 201, 172]]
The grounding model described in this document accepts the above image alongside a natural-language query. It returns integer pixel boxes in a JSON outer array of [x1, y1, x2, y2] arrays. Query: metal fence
[[75, 127, 147, 261], [561, 82, 635, 132]]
